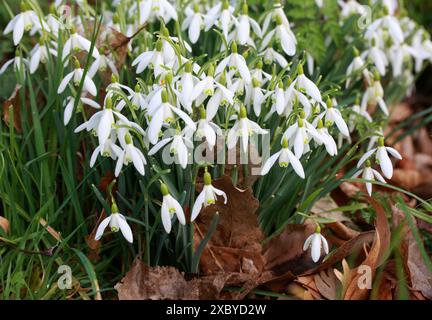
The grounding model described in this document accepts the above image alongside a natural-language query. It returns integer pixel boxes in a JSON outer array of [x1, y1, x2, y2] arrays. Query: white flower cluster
[[2, 0, 429, 262]]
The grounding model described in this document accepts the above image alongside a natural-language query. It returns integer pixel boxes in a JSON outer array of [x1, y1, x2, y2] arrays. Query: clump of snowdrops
[[1, 0, 431, 271]]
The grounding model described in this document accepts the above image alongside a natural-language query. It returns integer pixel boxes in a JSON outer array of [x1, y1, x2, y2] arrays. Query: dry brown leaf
[[389, 103, 413, 123], [343, 197, 390, 299], [311, 196, 351, 223], [194, 175, 264, 275], [0, 216, 10, 234], [314, 269, 339, 300], [85, 209, 107, 262], [416, 127, 432, 156], [115, 258, 251, 300], [391, 168, 422, 190], [392, 205, 432, 299], [3, 85, 22, 132]]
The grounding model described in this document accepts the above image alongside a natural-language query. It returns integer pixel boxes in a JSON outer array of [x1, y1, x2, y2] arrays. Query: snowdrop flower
[[3, 3, 49, 45], [339, 0, 367, 18], [261, 139, 305, 178], [147, 89, 195, 144], [261, 47, 288, 68], [230, 2, 262, 47], [160, 183, 186, 234], [262, 0, 292, 35], [319, 99, 350, 138], [353, 160, 386, 196], [271, 81, 286, 115], [371, 0, 398, 16], [204, 0, 235, 40], [74, 97, 131, 147], [346, 48, 370, 88], [62, 26, 100, 60], [361, 75, 389, 116], [275, 79, 313, 117], [292, 64, 322, 103], [88, 51, 119, 77], [410, 30, 432, 73], [349, 97, 372, 132], [261, 14, 297, 57], [282, 112, 322, 159], [388, 44, 415, 78], [182, 4, 204, 44], [138, 0, 178, 25], [132, 40, 169, 77], [192, 107, 222, 151], [116, 84, 147, 111], [366, 14, 404, 46], [250, 60, 272, 85], [245, 77, 272, 116], [95, 203, 133, 243], [90, 131, 123, 167], [149, 128, 192, 169], [115, 133, 147, 176], [361, 41, 388, 76], [303, 225, 329, 263], [227, 105, 268, 153], [57, 58, 97, 96], [215, 42, 251, 83], [191, 171, 227, 221], [357, 137, 402, 179], [29, 40, 58, 74], [205, 73, 234, 120], [315, 120, 338, 157], [0, 54, 28, 76], [175, 61, 195, 112], [63, 96, 101, 125]]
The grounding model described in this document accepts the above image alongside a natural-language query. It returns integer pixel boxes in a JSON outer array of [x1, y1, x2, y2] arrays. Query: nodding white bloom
[[273, 79, 313, 117], [262, 0, 292, 35], [160, 183, 186, 234], [250, 61, 272, 85], [88, 52, 119, 77], [353, 160, 386, 196], [0, 55, 28, 75], [366, 14, 404, 45], [388, 44, 416, 78], [132, 40, 171, 77], [282, 113, 323, 159], [46, 13, 61, 37], [175, 61, 195, 112], [261, 139, 305, 178], [292, 65, 322, 103], [372, 0, 398, 15], [188, 107, 221, 151], [149, 128, 192, 169], [204, 0, 235, 40], [261, 14, 297, 57], [339, 0, 368, 18], [314, 119, 338, 157], [357, 137, 402, 179], [361, 76, 389, 116], [215, 42, 251, 83], [319, 99, 350, 138], [361, 42, 388, 76], [191, 66, 233, 108], [4, 4, 49, 45], [137, 0, 178, 25], [191, 171, 227, 221], [115, 133, 147, 176], [227, 105, 268, 153], [346, 48, 370, 88], [246, 77, 272, 116], [115, 84, 147, 111], [57, 58, 97, 96], [147, 89, 195, 145], [90, 131, 123, 168], [303, 225, 329, 263], [349, 98, 372, 132], [230, 2, 262, 47], [95, 203, 133, 243], [181, 4, 204, 44], [74, 97, 132, 147], [63, 96, 101, 125], [29, 41, 57, 74], [271, 81, 286, 116], [411, 30, 432, 73], [63, 27, 100, 60], [261, 47, 288, 68]]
